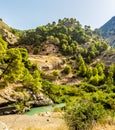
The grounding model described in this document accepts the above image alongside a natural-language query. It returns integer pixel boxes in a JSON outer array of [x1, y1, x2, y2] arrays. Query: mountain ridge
[[100, 16, 115, 46]]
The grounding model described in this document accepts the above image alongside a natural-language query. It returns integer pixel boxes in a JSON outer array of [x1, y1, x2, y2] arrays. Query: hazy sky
[[0, 0, 115, 30]]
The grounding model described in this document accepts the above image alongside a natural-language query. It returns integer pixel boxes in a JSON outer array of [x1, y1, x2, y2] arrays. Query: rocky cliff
[[100, 16, 115, 47], [0, 85, 53, 115], [0, 20, 17, 44]]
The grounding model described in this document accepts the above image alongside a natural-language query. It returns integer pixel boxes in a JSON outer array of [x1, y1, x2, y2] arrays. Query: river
[[25, 103, 65, 115]]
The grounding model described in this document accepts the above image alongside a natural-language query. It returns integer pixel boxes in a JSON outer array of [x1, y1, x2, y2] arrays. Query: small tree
[[33, 48, 38, 54], [0, 18, 2, 21], [62, 66, 71, 74], [52, 70, 60, 78], [77, 55, 87, 77]]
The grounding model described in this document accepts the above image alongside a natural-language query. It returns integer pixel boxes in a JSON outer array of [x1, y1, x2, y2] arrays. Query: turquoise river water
[[25, 103, 65, 115]]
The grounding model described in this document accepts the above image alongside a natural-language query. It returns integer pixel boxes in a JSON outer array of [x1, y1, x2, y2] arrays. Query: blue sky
[[0, 0, 115, 30]]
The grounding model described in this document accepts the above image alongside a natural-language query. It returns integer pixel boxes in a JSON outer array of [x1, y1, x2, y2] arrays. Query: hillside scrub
[[1, 18, 115, 129], [18, 18, 108, 63], [64, 100, 106, 130]]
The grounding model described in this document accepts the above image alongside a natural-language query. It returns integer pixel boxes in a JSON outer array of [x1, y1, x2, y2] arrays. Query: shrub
[[79, 82, 97, 92], [33, 48, 38, 54], [52, 70, 60, 78], [64, 100, 106, 130], [62, 66, 71, 74]]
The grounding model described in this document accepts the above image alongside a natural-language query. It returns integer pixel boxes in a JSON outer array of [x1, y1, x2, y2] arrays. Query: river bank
[[1, 113, 115, 130], [0, 113, 68, 130]]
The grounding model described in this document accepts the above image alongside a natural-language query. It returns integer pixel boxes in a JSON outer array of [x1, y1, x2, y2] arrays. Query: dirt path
[[0, 114, 68, 130], [0, 114, 115, 130]]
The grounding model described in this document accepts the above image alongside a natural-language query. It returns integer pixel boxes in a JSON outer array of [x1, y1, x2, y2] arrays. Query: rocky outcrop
[[32, 93, 53, 106], [100, 16, 115, 47], [0, 28, 17, 45], [0, 97, 9, 107], [1, 29, 17, 44], [0, 86, 53, 115], [0, 20, 17, 45]]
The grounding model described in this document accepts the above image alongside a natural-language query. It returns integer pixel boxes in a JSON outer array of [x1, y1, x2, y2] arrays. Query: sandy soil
[[0, 114, 67, 130], [0, 114, 115, 130]]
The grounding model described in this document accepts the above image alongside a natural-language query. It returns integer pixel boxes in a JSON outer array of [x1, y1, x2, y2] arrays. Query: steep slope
[[0, 19, 17, 44], [100, 16, 115, 46]]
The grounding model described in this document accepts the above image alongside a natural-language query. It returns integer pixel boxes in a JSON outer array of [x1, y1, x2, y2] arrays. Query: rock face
[[100, 16, 115, 47], [0, 86, 53, 115], [2, 29, 17, 44], [100, 16, 115, 38], [0, 20, 17, 45], [31, 93, 53, 106]]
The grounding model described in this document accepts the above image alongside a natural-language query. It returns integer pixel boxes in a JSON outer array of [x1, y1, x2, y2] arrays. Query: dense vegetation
[[1, 18, 115, 129], [0, 37, 42, 91], [17, 18, 108, 63]]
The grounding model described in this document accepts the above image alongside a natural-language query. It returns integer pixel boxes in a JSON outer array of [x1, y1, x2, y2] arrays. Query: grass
[[92, 124, 115, 130]]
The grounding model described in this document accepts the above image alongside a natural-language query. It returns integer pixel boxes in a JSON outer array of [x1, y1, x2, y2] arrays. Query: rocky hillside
[[1, 17, 115, 122], [0, 19, 17, 44], [100, 16, 115, 46]]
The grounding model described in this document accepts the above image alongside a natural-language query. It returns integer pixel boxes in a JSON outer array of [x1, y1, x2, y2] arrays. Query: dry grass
[[0, 20, 10, 31], [92, 124, 115, 130], [29, 54, 63, 68]]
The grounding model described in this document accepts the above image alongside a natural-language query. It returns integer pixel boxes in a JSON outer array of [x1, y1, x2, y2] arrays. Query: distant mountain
[[100, 16, 115, 46]]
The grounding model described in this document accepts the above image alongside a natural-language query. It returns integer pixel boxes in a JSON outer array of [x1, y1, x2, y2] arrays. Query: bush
[[64, 100, 106, 130], [62, 66, 71, 74], [79, 82, 97, 92], [33, 48, 38, 54], [52, 70, 60, 78], [0, 18, 2, 21]]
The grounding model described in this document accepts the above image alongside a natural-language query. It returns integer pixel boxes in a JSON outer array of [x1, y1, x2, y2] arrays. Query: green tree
[[0, 37, 7, 65], [23, 69, 42, 92], [62, 66, 71, 74], [0, 48, 24, 82], [65, 100, 105, 130], [77, 55, 87, 76], [107, 64, 115, 84], [93, 68, 98, 76], [89, 75, 99, 85], [86, 67, 93, 78]]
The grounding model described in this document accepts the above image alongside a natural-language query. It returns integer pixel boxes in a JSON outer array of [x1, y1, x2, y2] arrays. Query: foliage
[[1, 48, 24, 82], [0, 37, 42, 94], [42, 80, 82, 103], [78, 82, 98, 92], [52, 70, 60, 78], [77, 55, 87, 76], [62, 66, 71, 74], [65, 100, 106, 130], [18, 18, 108, 61], [33, 48, 38, 54], [0, 18, 2, 21], [1, 18, 115, 124], [0, 37, 7, 65]]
